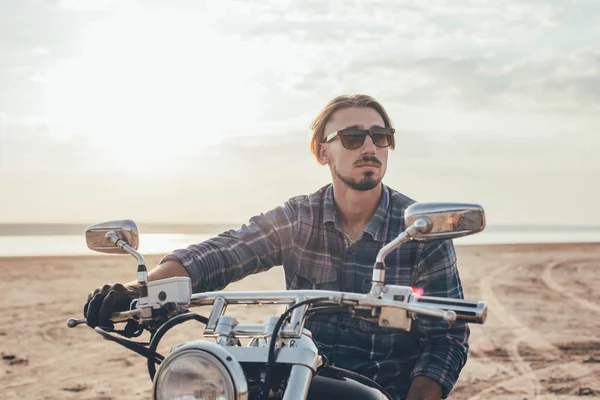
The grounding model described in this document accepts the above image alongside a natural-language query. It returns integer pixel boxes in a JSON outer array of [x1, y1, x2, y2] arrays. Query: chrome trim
[[197, 291, 342, 338], [371, 269, 385, 283], [95, 285, 486, 329], [377, 286, 413, 329], [68, 287, 486, 331], [195, 291, 334, 339], [85, 219, 139, 253], [191, 290, 339, 305], [109, 308, 141, 322], [137, 270, 148, 284], [404, 202, 486, 241], [374, 221, 425, 264], [215, 316, 239, 346], [189, 288, 481, 338], [287, 296, 308, 336], [406, 202, 484, 215], [282, 365, 313, 400], [370, 224, 419, 297], [152, 341, 248, 400], [205, 321, 314, 339], [204, 296, 227, 335], [207, 323, 302, 339], [226, 340, 322, 372], [106, 231, 145, 266], [369, 203, 484, 296], [263, 316, 281, 337]]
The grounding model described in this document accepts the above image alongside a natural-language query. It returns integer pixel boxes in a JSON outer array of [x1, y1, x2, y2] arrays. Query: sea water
[[1, 228, 599, 257]]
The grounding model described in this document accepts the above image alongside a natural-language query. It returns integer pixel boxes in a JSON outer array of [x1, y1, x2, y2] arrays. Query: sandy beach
[[1, 243, 599, 399]]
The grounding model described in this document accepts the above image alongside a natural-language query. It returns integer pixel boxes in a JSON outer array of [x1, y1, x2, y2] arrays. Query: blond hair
[[309, 94, 395, 165]]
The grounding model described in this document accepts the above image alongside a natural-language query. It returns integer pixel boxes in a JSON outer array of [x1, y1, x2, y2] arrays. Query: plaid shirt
[[161, 184, 469, 399]]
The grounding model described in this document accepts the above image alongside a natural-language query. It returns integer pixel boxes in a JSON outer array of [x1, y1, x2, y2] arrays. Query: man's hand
[[83, 283, 139, 329], [406, 376, 442, 400], [83, 261, 188, 330]]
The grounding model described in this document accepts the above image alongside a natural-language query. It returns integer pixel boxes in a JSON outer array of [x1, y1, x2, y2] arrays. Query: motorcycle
[[67, 202, 489, 400]]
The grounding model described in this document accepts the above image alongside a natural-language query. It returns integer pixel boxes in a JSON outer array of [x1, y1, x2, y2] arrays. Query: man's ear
[[319, 144, 329, 164]]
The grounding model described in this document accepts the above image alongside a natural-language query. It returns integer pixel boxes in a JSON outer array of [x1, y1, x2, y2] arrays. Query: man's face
[[320, 107, 389, 191]]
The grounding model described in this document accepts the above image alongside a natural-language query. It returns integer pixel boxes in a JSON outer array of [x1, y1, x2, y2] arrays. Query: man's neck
[[332, 181, 383, 238]]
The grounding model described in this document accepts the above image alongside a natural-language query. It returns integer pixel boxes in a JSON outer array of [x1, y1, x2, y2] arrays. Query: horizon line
[[2, 222, 600, 236]]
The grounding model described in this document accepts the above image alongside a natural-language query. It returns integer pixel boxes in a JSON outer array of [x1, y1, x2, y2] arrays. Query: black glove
[[83, 283, 139, 330]]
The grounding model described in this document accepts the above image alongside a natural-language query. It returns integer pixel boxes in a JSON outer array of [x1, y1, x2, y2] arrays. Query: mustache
[[354, 156, 381, 166]]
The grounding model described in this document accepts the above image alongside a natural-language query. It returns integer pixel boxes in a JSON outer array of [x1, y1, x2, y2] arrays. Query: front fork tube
[[282, 364, 314, 400]]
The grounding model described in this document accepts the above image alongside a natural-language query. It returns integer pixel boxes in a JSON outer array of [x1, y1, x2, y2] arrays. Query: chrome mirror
[[370, 202, 485, 297], [85, 219, 139, 254], [404, 202, 485, 241]]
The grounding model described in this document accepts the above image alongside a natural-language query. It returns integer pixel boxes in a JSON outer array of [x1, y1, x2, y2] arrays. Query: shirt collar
[[364, 185, 390, 241], [322, 183, 391, 242], [323, 184, 338, 228]]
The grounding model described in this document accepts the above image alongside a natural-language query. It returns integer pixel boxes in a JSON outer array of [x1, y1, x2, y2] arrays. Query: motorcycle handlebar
[[67, 288, 487, 329], [189, 289, 487, 324], [410, 296, 487, 324]]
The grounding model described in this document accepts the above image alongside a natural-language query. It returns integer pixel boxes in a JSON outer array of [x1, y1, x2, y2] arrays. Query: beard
[[332, 163, 381, 191]]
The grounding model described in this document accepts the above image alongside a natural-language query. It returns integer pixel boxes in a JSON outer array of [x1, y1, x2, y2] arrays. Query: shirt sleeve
[[409, 240, 470, 399], [158, 199, 299, 293]]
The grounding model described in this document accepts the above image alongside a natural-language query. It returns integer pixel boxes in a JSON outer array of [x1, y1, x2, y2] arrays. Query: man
[[84, 94, 470, 400]]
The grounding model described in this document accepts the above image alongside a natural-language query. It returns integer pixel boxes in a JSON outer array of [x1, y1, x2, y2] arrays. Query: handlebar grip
[[67, 317, 87, 328], [66, 309, 140, 328], [413, 296, 487, 323]]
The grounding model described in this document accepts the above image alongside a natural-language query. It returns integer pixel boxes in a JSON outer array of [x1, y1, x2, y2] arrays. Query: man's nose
[[360, 134, 377, 155]]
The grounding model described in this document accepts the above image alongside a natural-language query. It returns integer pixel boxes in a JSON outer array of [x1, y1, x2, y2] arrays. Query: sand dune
[[1, 243, 599, 399]]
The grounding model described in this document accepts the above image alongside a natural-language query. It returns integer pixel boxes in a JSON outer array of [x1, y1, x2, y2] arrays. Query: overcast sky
[[0, 0, 599, 227]]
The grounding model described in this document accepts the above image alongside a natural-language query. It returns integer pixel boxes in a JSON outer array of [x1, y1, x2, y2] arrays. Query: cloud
[[1, 0, 598, 225], [30, 47, 50, 56], [488, 50, 600, 111], [0, 116, 96, 174], [160, 127, 600, 226], [0, 1, 95, 55], [2, 0, 596, 128], [0, 0, 107, 118], [328, 48, 600, 114], [210, 0, 562, 49], [59, 0, 134, 12], [180, 0, 595, 122]]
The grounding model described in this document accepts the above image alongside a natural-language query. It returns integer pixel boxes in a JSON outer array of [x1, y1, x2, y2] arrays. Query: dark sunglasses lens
[[371, 127, 393, 147], [339, 129, 366, 149]]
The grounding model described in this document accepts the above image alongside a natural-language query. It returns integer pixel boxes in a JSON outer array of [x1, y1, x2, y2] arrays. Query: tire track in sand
[[541, 261, 600, 314], [467, 263, 560, 400], [478, 263, 562, 354], [466, 360, 595, 400], [469, 260, 600, 399]]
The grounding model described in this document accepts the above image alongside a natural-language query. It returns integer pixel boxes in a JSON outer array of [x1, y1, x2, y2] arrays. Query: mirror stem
[[106, 232, 148, 296], [370, 219, 431, 297]]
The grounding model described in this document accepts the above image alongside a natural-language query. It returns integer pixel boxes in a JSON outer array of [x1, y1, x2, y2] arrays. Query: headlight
[[153, 342, 247, 400]]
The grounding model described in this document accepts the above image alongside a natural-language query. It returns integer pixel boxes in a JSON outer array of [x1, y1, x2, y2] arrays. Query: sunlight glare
[[37, 6, 266, 170]]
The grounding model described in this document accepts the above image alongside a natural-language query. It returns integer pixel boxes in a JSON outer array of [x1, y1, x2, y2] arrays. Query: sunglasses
[[323, 126, 395, 149]]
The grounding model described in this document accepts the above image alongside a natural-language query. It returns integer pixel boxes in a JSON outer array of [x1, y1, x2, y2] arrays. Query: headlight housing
[[153, 341, 248, 400]]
